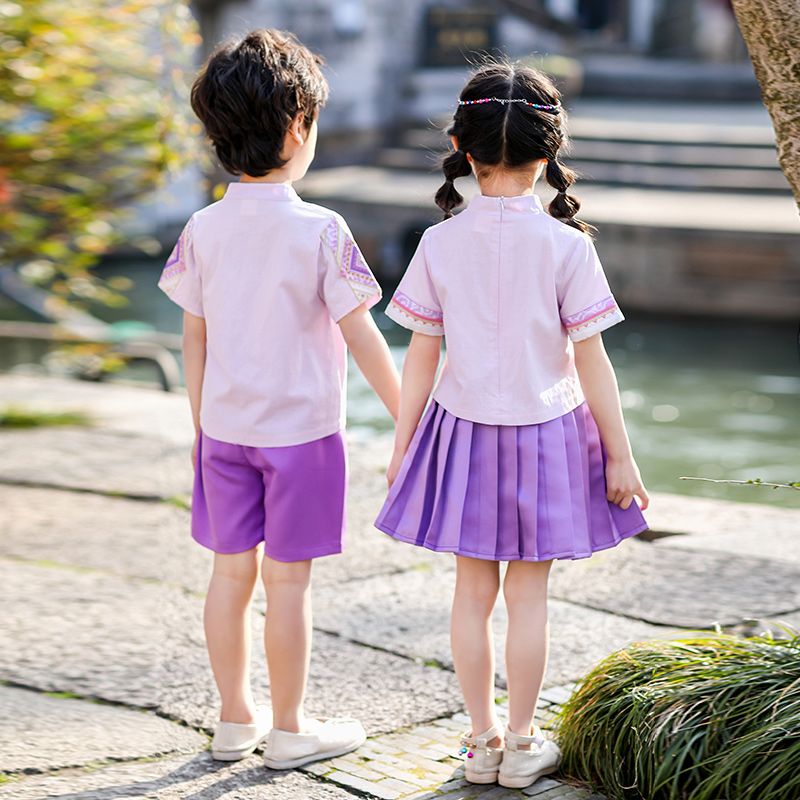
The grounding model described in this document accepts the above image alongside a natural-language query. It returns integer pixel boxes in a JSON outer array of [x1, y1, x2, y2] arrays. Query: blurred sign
[[422, 6, 498, 67]]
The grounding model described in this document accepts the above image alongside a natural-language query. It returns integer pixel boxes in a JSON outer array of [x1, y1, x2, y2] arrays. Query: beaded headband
[[458, 97, 561, 113]]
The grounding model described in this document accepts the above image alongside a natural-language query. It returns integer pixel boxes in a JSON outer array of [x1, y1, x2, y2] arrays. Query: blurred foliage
[[0, 406, 92, 428], [0, 0, 202, 313]]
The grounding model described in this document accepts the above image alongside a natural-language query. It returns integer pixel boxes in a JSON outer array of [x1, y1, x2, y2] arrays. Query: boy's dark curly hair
[[191, 29, 329, 177]]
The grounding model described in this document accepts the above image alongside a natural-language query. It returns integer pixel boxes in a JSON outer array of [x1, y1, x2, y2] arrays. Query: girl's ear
[[288, 114, 306, 146]]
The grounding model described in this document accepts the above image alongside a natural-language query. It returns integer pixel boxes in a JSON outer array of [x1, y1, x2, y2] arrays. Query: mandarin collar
[[224, 181, 298, 200], [466, 193, 544, 213]]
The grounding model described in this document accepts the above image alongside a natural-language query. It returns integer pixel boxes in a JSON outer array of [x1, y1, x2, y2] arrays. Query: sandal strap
[[460, 724, 502, 750], [505, 725, 541, 751]]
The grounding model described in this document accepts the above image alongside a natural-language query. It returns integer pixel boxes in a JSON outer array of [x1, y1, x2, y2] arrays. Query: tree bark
[[730, 0, 800, 209]]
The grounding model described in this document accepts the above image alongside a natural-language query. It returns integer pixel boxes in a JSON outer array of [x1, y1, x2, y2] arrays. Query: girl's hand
[[387, 448, 406, 488], [191, 433, 199, 470], [605, 456, 649, 511]]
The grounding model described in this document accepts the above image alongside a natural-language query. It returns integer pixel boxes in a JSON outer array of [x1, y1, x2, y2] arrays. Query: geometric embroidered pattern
[[158, 216, 194, 293], [389, 291, 444, 330], [562, 295, 623, 340], [321, 218, 380, 305]]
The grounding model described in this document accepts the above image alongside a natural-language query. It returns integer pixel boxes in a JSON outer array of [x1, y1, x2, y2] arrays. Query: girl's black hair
[[436, 62, 594, 235]]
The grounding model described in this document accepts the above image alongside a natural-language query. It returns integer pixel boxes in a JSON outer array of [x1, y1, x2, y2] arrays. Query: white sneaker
[[498, 725, 561, 789], [263, 717, 366, 770], [459, 725, 504, 784], [211, 706, 271, 761]]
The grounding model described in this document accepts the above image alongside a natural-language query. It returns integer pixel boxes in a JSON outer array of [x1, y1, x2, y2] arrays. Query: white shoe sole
[[263, 732, 367, 770], [212, 738, 267, 761], [498, 764, 559, 789]]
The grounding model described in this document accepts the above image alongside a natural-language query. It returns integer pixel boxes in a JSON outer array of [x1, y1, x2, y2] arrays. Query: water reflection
[[2, 258, 798, 508]]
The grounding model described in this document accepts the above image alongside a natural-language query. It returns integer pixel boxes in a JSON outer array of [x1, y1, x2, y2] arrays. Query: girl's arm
[[386, 331, 442, 486], [574, 333, 649, 510], [182, 311, 207, 465], [339, 304, 401, 421]]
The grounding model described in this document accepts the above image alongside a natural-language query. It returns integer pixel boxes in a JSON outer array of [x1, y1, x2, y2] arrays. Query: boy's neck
[[240, 172, 293, 186]]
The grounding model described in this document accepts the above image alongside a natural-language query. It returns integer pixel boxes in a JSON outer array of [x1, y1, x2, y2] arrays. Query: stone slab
[[547, 539, 800, 627], [0, 753, 360, 799], [0, 560, 462, 736], [0, 685, 205, 774], [0, 485, 211, 596], [0, 375, 194, 444], [0, 482, 430, 594], [0, 427, 191, 499], [644, 493, 800, 564], [315, 565, 675, 688]]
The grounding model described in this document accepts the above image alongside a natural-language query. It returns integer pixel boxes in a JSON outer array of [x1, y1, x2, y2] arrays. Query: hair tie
[[457, 97, 561, 113]]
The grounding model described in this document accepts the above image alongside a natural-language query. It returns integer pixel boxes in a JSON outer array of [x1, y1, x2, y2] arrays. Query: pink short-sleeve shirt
[[158, 182, 381, 447], [385, 193, 624, 426]]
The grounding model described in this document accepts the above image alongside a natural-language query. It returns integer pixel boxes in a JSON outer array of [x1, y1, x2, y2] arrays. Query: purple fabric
[[375, 402, 648, 561], [192, 430, 347, 561]]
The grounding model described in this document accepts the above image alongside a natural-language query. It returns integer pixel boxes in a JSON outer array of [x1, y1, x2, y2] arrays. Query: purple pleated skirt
[[375, 401, 648, 562]]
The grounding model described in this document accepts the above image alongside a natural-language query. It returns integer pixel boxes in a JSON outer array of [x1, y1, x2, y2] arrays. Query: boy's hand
[[605, 456, 649, 510]]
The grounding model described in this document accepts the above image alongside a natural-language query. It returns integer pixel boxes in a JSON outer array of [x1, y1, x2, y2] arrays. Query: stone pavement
[[1, 375, 798, 799]]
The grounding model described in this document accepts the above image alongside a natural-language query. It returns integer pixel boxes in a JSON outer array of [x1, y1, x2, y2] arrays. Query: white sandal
[[459, 724, 504, 784], [498, 725, 562, 789]]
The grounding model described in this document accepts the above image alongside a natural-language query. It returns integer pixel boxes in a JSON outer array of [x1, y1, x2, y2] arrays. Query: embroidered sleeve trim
[[562, 295, 618, 330], [391, 292, 443, 324], [562, 295, 624, 341], [321, 218, 381, 304], [158, 216, 194, 291]]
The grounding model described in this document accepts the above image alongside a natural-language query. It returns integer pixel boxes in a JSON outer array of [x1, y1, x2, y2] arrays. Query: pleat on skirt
[[375, 401, 648, 562]]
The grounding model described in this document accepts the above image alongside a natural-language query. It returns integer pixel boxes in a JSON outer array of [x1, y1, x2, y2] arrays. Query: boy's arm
[[339, 304, 401, 421], [574, 333, 649, 510], [182, 311, 207, 464], [386, 331, 441, 486]]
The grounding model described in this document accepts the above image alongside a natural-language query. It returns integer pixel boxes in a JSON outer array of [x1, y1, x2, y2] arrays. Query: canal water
[[2, 257, 798, 508]]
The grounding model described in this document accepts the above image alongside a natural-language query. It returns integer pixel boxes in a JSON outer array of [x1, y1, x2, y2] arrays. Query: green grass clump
[[0, 407, 91, 428], [557, 631, 800, 800]]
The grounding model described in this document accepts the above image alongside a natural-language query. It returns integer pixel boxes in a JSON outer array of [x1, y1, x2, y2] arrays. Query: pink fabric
[[385, 193, 625, 426], [158, 182, 381, 447]]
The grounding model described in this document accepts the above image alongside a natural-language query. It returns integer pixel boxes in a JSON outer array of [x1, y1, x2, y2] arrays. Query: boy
[[159, 29, 400, 768]]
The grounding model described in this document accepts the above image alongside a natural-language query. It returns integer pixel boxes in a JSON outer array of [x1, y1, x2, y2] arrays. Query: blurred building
[[188, 0, 756, 159], [152, 0, 797, 320]]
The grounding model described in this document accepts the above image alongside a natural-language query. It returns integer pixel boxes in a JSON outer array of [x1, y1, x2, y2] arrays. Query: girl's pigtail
[[435, 149, 472, 219], [545, 158, 595, 236]]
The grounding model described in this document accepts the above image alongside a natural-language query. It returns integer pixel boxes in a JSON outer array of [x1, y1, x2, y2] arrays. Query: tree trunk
[[730, 0, 800, 210]]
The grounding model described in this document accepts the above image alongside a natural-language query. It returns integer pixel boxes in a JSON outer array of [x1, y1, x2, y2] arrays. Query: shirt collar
[[466, 193, 544, 213], [224, 181, 298, 200]]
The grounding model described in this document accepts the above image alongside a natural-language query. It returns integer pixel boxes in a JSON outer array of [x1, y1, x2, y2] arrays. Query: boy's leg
[[451, 555, 502, 741], [503, 559, 552, 739], [262, 555, 313, 733], [204, 548, 260, 723]]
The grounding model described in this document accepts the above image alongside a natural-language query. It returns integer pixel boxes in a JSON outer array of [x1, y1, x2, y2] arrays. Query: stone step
[[375, 147, 788, 194], [568, 160, 787, 194]]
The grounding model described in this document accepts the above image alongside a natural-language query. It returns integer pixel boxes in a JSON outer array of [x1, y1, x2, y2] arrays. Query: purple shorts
[[192, 430, 347, 561]]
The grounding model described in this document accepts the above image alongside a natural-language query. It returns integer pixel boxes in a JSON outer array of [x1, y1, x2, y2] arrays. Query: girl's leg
[[262, 555, 313, 733], [503, 560, 553, 738], [204, 548, 260, 723], [451, 556, 502, 741]]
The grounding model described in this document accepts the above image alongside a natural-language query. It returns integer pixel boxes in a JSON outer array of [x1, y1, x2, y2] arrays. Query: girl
[[375, 62, 649, 789], [159, 30, 399, 768]]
